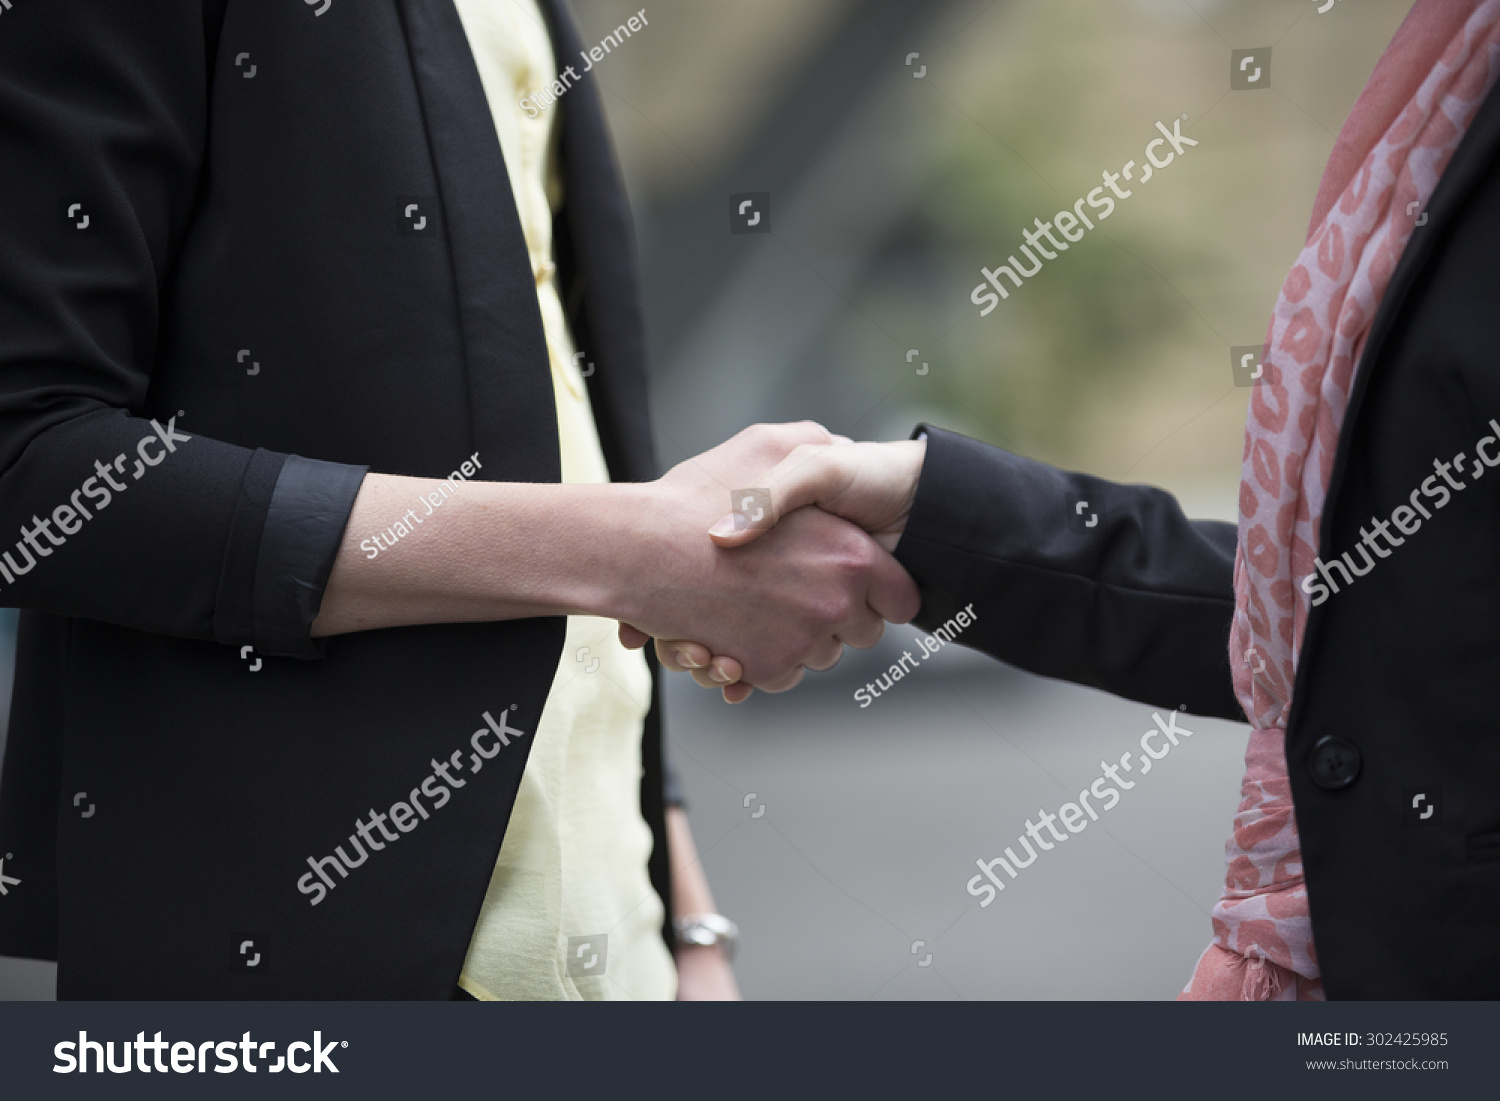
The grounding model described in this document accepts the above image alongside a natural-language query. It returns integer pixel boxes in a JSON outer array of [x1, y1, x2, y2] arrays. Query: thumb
[[708, 445, 834, 548]]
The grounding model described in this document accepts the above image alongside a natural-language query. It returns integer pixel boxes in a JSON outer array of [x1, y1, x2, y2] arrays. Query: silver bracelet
[[673, 913, 739, 961]]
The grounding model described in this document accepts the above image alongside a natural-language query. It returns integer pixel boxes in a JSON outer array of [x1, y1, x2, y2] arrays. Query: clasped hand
[[617, 423, 927, 701]]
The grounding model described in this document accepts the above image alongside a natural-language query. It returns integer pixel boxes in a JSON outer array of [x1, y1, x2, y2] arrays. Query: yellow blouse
[[451, 0, 675, 1001]]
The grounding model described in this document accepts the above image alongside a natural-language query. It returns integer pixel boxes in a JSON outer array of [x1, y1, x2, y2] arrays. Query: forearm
[[894, 427, 1244, 720], [312, 472, 655, 636], [311, 423, 916, 691], [667, 805, 721, 915], [667, 806, 741, 1000]]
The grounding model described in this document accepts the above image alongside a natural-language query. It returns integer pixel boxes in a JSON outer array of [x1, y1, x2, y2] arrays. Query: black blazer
[[0, 0, 673, 997], [895, 80, 1500, 999]]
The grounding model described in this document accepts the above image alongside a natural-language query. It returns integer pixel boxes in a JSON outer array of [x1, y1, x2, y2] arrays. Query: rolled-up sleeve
[[0, 3, 363, 658], [210, 454, 367, 658]]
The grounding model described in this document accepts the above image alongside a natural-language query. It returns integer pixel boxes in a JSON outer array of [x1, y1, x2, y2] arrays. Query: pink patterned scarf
[[1180, 0, 1500, 1002]]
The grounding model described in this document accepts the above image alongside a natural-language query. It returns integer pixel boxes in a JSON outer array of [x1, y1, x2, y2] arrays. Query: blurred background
[[0, 0, 1414, 999]]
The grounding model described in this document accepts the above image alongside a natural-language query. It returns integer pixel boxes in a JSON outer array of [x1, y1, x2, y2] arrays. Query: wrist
[[675, 942, 728, 962], [461, 479, 660, 623], [563, 480, 669, 624], [673, 912, 740, 961], [895, 437, 927, 526]]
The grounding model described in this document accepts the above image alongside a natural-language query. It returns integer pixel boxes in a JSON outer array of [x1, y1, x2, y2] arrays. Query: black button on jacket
[[0, 0, 672, 997], [895, 81, 1500, 999]]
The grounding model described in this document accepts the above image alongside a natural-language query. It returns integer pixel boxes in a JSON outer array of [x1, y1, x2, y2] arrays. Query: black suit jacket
[[0, 0, 673, 997], [896, 79, 1500, 998]]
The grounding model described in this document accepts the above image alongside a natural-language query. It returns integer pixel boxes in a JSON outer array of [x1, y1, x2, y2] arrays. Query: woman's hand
[[706, 437, 927, 553], [622, 438, 928, 701]]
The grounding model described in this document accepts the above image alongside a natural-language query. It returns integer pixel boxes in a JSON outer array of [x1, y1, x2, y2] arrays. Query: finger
[[838, 612, 886, 650], [708, 444, 840, 549], [864, 547, 922, 626], [756, 420, 835, 454], [754, 666, 805, 694], [655, 638, 709, 672], [833, 600, 887, 650], [688, 655, 743, 689], [776, 420, 836, 449], [832, 538, 894, 648], [725, 421, 834, 471], [801, 637, 845, 672], [709, 654, 744, 684], [618, 623, 651, 650], [654, 639, 742, 682], [722, 682, 755, 704]]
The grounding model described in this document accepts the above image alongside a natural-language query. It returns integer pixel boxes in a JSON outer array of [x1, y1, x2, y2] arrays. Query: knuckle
[[776, 421, 827, 450], [808, 593, 853, 628], [768, 425, 799, 451], [786, 441, 822, 471], [811, 643, 844, 671], [835, 535, 877, 575]]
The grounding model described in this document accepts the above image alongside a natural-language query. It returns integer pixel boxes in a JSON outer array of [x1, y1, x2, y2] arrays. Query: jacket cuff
[[212, 452, 365, 658], [894, 425, 985, 628], [254, 456, 368, 657]]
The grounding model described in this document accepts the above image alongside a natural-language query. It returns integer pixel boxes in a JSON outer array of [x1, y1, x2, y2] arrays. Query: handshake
[[614, 422, 928, 703]]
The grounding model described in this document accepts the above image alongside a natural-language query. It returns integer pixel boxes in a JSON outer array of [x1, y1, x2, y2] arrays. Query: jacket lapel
[[1292, 80, 1500, 719], [393, 0, 561, 485]]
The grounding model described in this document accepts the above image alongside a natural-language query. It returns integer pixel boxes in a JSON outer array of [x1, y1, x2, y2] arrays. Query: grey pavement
[[663, 627, 1251, 1000]]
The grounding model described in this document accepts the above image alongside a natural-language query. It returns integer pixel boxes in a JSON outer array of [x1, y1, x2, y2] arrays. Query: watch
[[673, 913, 739, 961]]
